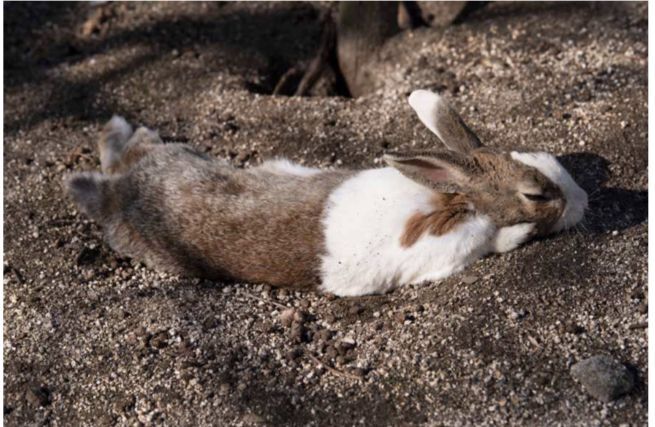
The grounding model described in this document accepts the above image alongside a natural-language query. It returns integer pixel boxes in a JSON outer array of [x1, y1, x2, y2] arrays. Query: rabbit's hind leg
[[99, 116, 162, 174], [99, 116, 133, 174]]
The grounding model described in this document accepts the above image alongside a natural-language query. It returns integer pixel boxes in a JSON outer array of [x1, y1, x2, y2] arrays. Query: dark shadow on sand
[[557, 152, 647, 234]]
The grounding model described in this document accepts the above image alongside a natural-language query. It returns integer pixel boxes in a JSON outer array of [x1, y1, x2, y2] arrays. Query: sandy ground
[[3, 2, 647, 426]]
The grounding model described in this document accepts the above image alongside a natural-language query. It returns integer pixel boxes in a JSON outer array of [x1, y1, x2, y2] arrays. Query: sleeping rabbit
[[65, 90, 588, 296]]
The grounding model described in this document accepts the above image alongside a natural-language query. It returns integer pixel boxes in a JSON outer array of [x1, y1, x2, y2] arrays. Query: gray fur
[[66, 126, 353, 288]]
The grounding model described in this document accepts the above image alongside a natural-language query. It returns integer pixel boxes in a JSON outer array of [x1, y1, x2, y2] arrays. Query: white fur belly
[[320, 168, 496, 297]]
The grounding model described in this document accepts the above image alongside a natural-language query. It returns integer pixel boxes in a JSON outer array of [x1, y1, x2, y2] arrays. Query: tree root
[[273, 9, 339, 97]]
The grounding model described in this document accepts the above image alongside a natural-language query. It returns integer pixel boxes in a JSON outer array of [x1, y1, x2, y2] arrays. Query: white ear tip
[[408, 90, 442, 112]]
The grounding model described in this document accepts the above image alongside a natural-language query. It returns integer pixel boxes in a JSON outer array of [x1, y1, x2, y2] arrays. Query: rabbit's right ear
[[408, 90, 482, 154], [384, 150, 477, 194]]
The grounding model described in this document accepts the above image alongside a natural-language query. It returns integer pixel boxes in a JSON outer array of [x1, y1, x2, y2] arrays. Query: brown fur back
[[99, 145, 353, 288]]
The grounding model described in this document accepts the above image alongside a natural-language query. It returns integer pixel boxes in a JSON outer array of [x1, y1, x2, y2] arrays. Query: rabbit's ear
[[408, 90, 482, 154], [384, 151, 477, 193]]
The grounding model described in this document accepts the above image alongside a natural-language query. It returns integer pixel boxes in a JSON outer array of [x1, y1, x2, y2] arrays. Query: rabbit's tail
[[64, 172, 113, 221]]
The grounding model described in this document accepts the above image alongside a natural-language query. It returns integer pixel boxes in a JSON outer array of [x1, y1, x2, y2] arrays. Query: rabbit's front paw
[[492, 223, 535, 253]]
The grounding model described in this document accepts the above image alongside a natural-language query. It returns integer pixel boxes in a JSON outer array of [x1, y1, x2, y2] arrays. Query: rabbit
[[64, 90, 588, 297]]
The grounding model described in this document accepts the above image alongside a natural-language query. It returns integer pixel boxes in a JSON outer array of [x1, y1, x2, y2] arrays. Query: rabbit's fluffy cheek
[[510, 151, 588, 232], [492, 223, 536, 253]]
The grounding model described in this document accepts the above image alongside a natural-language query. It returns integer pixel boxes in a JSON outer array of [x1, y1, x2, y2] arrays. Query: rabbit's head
[[384, 90, 588, 236]]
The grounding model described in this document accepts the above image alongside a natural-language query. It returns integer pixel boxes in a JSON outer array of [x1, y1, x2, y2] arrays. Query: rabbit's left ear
[[384, 150, 477, 194], [408, 90, 482, 154]]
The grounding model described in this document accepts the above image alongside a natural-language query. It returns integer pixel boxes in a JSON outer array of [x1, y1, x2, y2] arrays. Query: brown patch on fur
[[400, 194, 472, 247]]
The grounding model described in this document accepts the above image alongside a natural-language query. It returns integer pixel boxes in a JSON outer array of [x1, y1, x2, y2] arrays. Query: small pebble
[[324, 293, 337, 301], [326, 345, 338, 360], [564, 323, 585, 335], [395, 312, 414, 324], [508, 309, 526, 320], [348, 304, 364, 316], [149, 331, 169, 349], [76, 246, 101, 266], [218, 383, 231, 396], [338, 338, 356, 354], [315, 329, 334, 343], [241, 413, 264, 424], [25, 385, 50, 407], [292, 310, 306, 324], [350, 367, 367, 378], [290, 322, 308, 343], [394, 312, 407, 324], [279, 308, 297, 327], [461, 275, 478, 285], [299, 300, 311, 310], [285, 348, 302, 362]]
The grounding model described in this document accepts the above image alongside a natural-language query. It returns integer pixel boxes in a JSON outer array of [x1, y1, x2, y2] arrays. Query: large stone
[[570, 355, 635, 402]]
